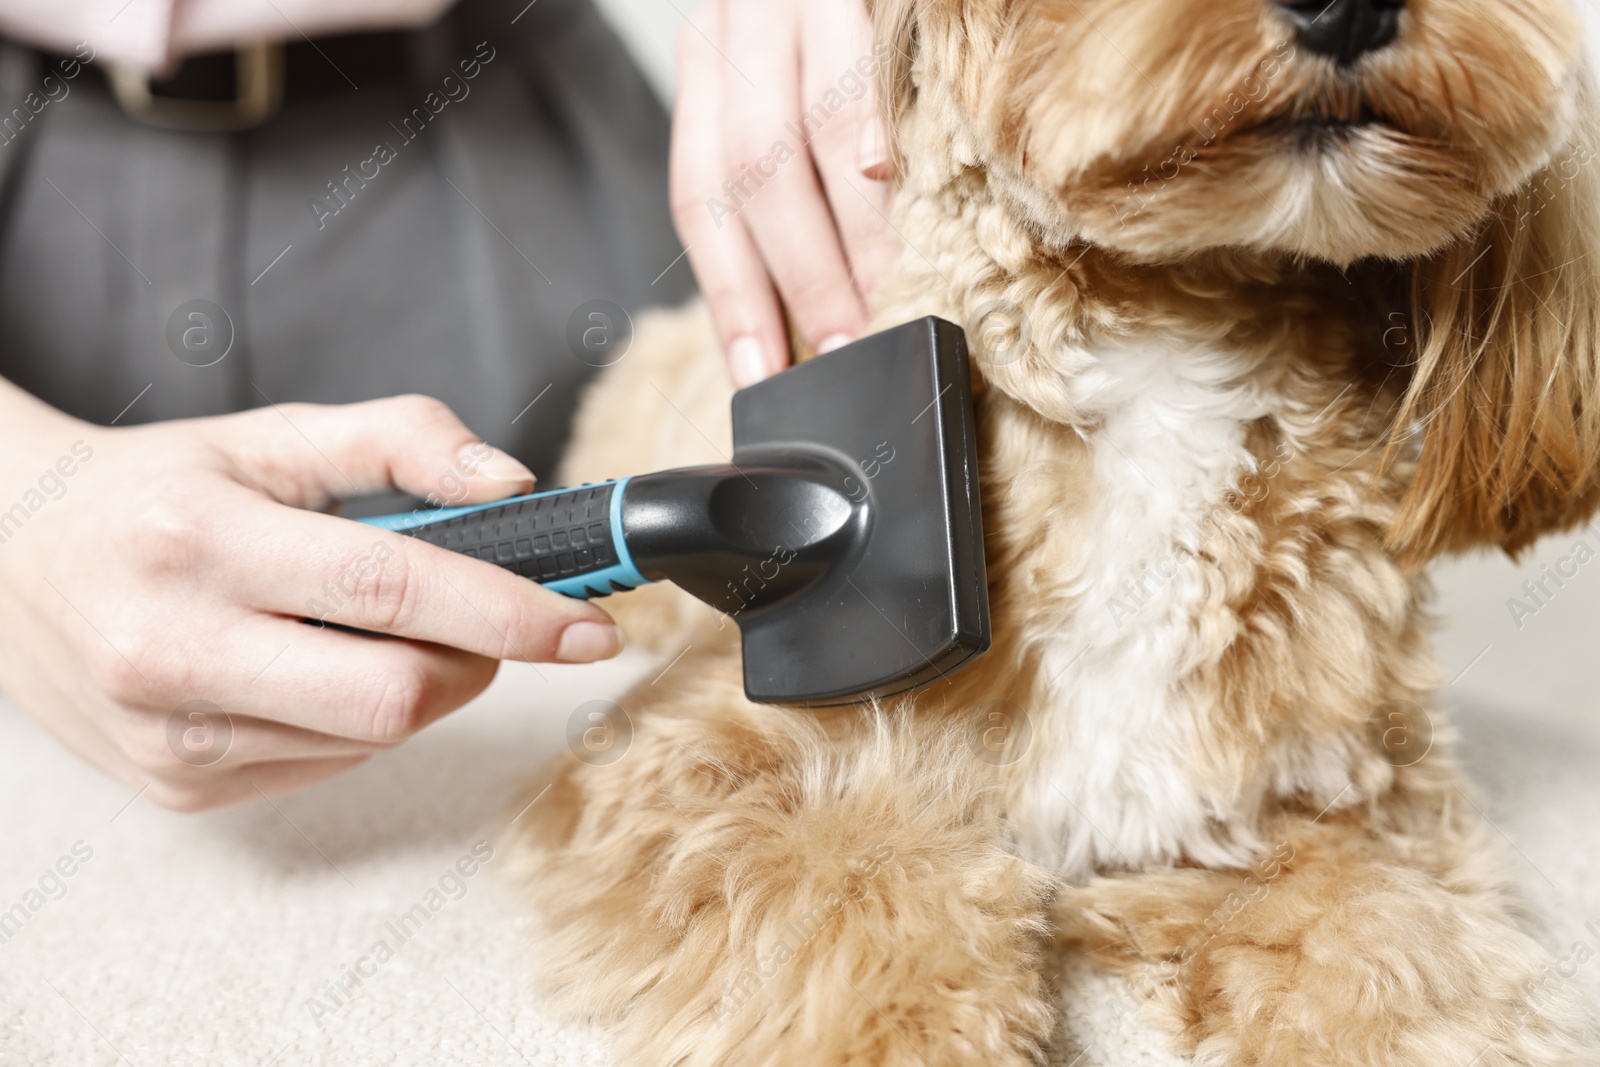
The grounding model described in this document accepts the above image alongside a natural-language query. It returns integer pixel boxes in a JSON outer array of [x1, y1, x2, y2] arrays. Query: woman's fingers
[[145, 756, 374, 811], [142, 703, 391, 766], [800, 0, 899, 296], [672, 4, 789, 386], [219, 393, 537, 511], [214, 493, 620, 665], [130, 611, 500, 744], [673, 0, 895, 385], [721, 0, 868, 355]]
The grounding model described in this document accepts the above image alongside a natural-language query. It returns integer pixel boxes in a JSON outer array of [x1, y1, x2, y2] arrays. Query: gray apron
[[0, 0, 693, 482]]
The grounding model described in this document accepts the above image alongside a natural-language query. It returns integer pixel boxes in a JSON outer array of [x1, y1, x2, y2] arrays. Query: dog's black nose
[[1275, 0, 1403, 65]]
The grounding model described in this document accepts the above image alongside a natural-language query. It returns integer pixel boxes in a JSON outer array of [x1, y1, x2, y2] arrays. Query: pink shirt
[[0, 0, 458, 72]]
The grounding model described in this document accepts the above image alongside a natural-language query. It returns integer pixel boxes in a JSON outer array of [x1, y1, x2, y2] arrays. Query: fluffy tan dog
[[512, 0, 1600, 1063]]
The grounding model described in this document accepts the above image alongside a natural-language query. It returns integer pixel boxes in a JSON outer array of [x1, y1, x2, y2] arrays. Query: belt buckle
[[106, 41, 285, 133]]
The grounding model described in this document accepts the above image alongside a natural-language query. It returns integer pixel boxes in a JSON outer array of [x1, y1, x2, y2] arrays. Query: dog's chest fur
[[946, 321, 1393, 882], [874, 158, 1423, 883], [999, 333, 1285, 877]]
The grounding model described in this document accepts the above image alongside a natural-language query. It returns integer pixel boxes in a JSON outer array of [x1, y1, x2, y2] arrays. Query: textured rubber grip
[[367, 482, 649, 598]]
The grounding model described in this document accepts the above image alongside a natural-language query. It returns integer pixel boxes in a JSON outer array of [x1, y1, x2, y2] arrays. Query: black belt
[[62, 31, 412, 133]]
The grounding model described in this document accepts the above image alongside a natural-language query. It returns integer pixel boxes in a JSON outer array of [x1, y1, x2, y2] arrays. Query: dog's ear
[[1387, 99, 1600, 560]]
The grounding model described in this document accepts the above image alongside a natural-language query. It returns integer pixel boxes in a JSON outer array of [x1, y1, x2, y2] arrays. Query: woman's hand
[[0, 386, 622, 810], [671, 0, 899, 387]]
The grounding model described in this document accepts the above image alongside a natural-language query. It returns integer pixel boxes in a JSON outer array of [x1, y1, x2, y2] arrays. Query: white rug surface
[[2, 652, 1597, 1067]]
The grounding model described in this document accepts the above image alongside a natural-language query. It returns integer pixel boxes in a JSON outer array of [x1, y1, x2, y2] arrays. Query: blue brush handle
[[359, 477, 652, 599]]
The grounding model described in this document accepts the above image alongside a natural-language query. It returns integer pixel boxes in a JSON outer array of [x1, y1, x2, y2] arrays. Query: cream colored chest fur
[[1003, 334, 1288, 878], [871, 296, 1373, 879]]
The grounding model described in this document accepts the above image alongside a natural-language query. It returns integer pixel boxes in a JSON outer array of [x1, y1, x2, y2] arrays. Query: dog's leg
[[1055, 776, 1600, 1067], [510, 643, 1059, 1067]]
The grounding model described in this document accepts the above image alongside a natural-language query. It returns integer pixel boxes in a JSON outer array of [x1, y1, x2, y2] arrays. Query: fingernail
[[729, 336, 769, 388], [856, 117, 892, 180], [556, 621, 624, 663], [818, 333, 854, 354], [466, 444, 535, 486]]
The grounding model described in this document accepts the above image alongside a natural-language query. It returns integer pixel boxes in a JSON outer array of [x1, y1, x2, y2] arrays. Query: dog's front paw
[[1057, 819, 1600, 1067], [512, 703, 1059, 1066]]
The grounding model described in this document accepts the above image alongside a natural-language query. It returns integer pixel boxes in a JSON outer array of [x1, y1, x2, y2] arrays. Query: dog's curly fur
[[510, 0, 1600, 1063]]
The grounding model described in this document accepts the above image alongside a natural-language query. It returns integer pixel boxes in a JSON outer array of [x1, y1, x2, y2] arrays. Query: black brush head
[[370, 318, 986, 703], [726, 317, 989, 705]]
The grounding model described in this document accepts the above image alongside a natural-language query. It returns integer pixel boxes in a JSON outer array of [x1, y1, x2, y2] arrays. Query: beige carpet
[[3, 628, 1598, 1065]]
